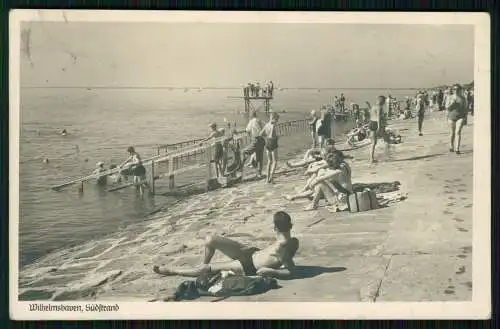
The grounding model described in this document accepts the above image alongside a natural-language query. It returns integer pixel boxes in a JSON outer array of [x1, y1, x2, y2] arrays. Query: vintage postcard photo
[[9, 10, 490, 319]]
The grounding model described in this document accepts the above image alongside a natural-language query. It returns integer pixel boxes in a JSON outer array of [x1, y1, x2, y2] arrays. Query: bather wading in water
[[119, 146, 152, 197], [153, 211, 299, 279]]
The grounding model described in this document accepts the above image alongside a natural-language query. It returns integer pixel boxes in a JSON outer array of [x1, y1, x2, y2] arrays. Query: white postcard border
[[9, 10, 491, 320]]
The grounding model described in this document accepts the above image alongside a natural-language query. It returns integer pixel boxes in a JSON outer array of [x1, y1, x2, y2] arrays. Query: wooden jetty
[[227, 95, 273, 115]]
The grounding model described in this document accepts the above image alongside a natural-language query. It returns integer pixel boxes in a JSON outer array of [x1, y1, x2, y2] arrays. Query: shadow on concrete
[[282, 265, 347, 281], [389, 153, 443, 162], [352, 181, 401, 194]]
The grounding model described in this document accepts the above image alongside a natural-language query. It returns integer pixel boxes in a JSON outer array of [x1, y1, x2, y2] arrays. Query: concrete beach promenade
[[19, 111, 473, 302]]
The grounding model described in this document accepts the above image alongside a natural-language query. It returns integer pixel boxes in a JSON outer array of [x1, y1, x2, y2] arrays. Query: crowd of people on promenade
[[243, 81, 274, 98], [147, 83, 474, 284]]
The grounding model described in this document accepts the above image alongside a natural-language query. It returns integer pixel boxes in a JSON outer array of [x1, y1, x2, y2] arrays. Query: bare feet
[[153, 265, 174, 276], [304, 204, 318, 211]]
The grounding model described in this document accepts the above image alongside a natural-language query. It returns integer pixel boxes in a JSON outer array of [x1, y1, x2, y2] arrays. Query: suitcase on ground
[[347, 188, 378, 212]]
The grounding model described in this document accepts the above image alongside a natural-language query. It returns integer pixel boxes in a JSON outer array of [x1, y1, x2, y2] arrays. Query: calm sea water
[[19, 88, 414, 267]]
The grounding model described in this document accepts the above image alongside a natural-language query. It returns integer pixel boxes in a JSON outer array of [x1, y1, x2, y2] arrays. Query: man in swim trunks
[[368, 95, 386, 163], [119, 146, 151, 197], [260, 112, 280, 183], [243, 111, 265, 178], [153, 211, 299, 279], [201, 123, 226, 177]]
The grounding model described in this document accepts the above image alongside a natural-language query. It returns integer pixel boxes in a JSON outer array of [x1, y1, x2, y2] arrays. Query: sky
[[20, 22, 474, 89]]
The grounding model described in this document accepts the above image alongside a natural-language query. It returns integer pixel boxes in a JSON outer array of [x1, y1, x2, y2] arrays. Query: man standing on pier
[[243, 111, 265, 178]]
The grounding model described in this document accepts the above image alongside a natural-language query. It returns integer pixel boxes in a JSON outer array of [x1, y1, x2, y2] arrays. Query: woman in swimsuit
[[260, 112, 280, 183], [446, 84, 468, 154], [309, 110, 319, 148], [368, 96, 385, 163], [119, 146, 151, 197], [304, 151, 353, 211]]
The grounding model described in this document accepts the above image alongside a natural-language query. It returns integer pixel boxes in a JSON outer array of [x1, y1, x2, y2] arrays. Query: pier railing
[[149, 118, 310, 193], [51, 118, 311, 194]]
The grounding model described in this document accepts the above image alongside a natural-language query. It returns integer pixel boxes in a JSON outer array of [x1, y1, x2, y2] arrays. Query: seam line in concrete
[[373, 256, 392, 302]]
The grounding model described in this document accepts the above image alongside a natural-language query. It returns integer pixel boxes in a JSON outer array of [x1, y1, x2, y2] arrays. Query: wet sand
[[19, 111, 473, 302]]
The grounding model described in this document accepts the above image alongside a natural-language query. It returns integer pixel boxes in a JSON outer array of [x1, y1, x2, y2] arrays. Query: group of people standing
[[308, 106, 334, 149], [243, 81, 274, 98], [333, 93, 347, 112], [199, 110, 280, 184]]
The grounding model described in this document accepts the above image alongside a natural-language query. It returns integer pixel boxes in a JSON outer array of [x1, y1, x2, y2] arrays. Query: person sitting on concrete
[[286, 138, 336, 169], [346, 121, 368, 146], [285, 151, 352, 212], [153, 211, 299, 279]]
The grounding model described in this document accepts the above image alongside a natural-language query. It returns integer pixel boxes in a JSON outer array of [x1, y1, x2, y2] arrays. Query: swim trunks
[[369, 121, 379, 132], [265, 136, 279, 151], [214, 143, 224, 161], [133, 164, 146, 177]]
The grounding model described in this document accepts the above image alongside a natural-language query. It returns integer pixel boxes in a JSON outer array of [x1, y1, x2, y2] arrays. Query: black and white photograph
[[9, 11, 490, 319]]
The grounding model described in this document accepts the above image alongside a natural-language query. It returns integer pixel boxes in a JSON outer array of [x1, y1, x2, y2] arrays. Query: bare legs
[[266, 149, 277, 183], [370, 130, 378, 163], [305, 183, 336, 210], [287, 149, 317, 168], [153, 235, 258, 277], [418, 114, 424, 136], [449, 118, 465, 153]]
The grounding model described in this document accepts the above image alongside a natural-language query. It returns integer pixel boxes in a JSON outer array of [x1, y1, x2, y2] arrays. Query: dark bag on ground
[[347, 188, 379, 213]]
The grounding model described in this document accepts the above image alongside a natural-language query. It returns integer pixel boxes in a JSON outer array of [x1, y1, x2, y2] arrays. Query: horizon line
[[19, 85, 466, 90]]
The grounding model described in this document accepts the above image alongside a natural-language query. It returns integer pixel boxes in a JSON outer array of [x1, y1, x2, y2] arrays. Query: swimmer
[[108, 164, 123, 184], [153, 211, 299, 279], [93, 162, 107, 186], [42, 157, 49, 164], [61, 129, 67, 136]]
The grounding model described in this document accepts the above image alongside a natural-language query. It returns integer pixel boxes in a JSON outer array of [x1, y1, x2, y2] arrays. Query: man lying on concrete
[[153, 211, 299, 279]]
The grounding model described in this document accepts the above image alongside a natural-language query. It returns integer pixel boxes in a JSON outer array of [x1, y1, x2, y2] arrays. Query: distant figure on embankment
[[153, 211, 299, 279]]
